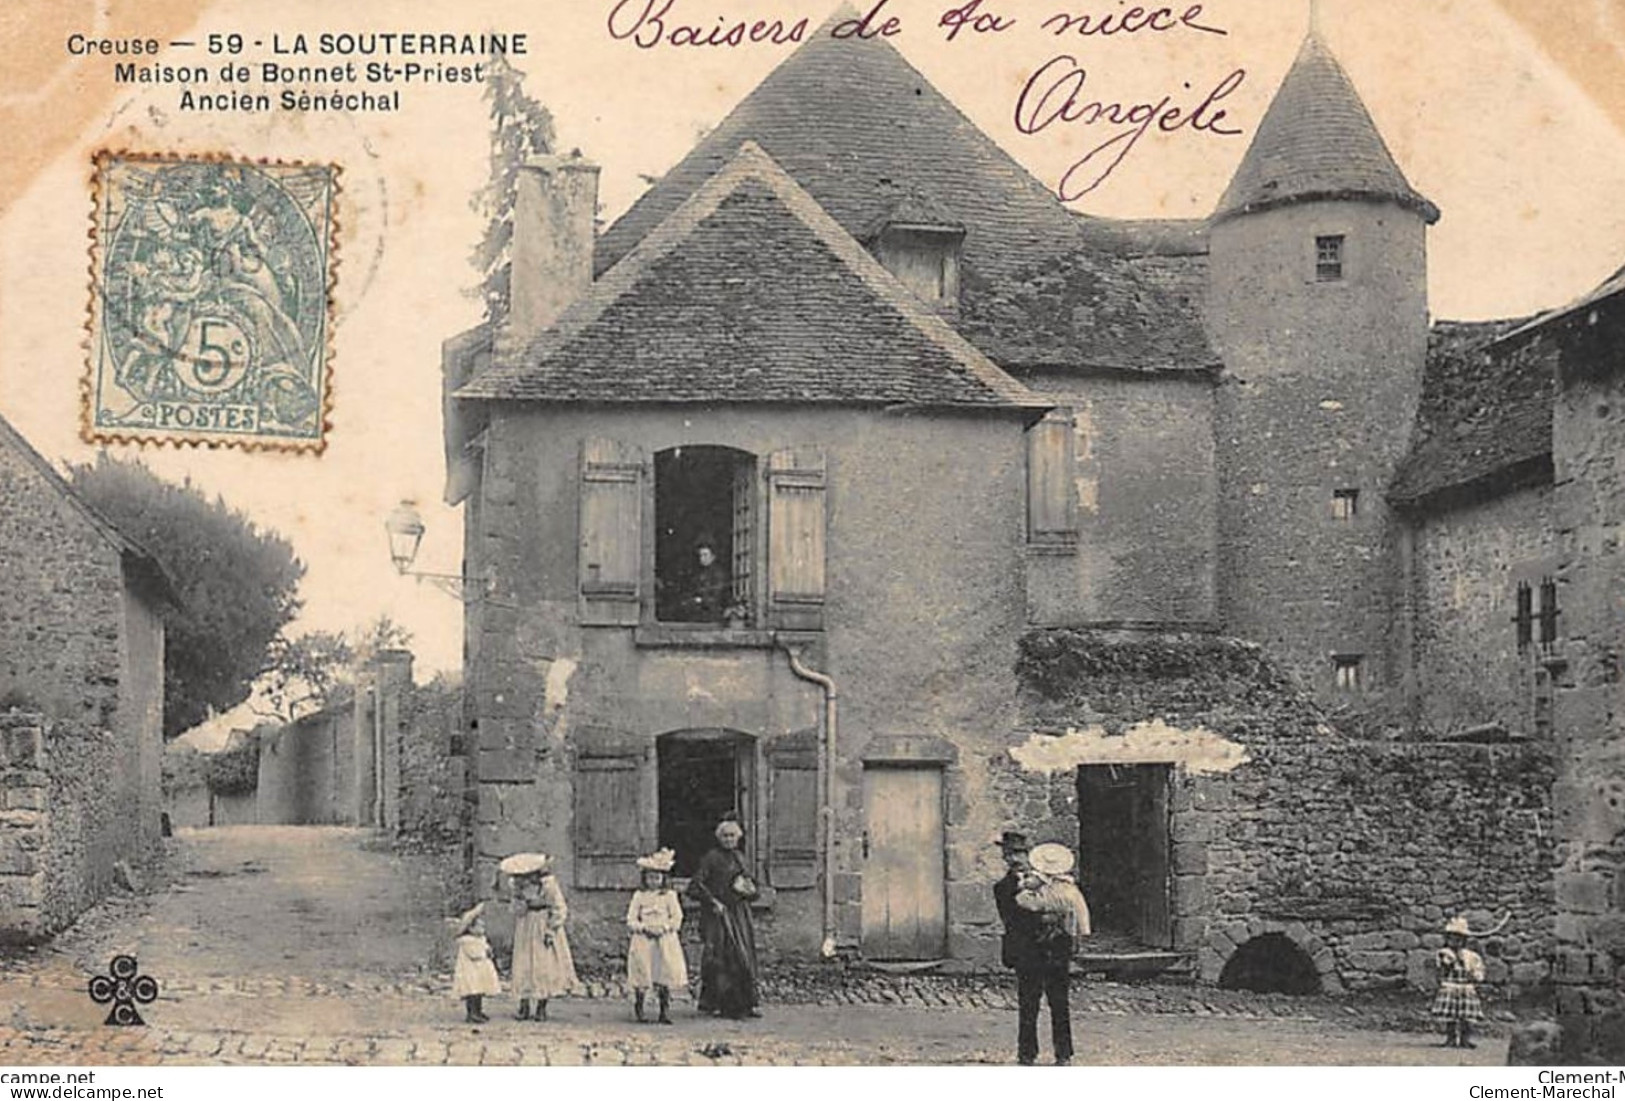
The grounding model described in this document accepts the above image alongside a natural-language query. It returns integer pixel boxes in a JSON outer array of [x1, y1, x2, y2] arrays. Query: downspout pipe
[[781, 641, 838, 958]]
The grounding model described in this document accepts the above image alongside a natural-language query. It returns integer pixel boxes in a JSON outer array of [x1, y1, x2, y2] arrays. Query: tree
[[256, 615, 415, 724], [67, 455, 305, 738], [470, 49, 557, 324]]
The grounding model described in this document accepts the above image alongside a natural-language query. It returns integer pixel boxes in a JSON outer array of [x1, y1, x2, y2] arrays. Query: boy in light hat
[[1017, 842, 1093, 942], [451, 903, 500, 1024], [1433, 915, 1487, 1048], [626, 847, 687, 1024]]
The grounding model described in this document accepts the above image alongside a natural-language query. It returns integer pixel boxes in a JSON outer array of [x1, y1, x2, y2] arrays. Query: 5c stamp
[[85, 153, 337, 451]]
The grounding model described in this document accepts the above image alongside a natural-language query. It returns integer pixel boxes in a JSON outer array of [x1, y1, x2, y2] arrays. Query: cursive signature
[[1014, 56, 1245, 200]]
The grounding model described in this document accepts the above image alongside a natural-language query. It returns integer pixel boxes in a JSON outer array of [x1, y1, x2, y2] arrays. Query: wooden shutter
[[1027, 409, 1078, 551], [574, 750, 646, 888], [766, 447, 826, 630], [579, 437, 644, 626], [768, 736, 819, 889]]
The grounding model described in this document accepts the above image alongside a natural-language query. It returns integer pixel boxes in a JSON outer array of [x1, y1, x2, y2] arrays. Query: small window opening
[[1316, 235, 1345, 282], [655, 446, 754, 624], [1333, 654, 1363, 691], [1219, 934, 1321, 995], [1514, 581, 1534, 653], [1331, 488, 1359, 520], [657, 730, 755, 879], [1537, 577, 1560, 651]]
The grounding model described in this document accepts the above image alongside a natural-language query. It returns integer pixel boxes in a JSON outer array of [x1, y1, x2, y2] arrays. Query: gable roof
[[592, 25, 1214, 373], [1215, 32, 1438, 225], [0, 413, 179, 608], [457, 143, 1044, 409], [1389, 318, 1552, 507]]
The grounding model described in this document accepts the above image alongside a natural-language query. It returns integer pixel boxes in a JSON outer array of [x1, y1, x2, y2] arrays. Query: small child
[[626, 847, 688, 1024], [1433, 915, 1487, 1048], [1017, 842, 1093, 945], [452, 903, 500, 1024]]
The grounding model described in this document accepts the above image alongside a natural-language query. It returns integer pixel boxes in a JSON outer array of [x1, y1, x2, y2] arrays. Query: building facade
[[0, 414, 172, 941], [444, 22, 1569, 984]]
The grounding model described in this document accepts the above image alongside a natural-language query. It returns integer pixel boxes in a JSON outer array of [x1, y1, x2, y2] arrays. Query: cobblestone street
[[0, 828, 1512, 1067]]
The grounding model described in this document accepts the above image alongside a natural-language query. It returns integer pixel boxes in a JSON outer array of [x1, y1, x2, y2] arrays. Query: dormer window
[[864, 192, 965, 309], [873, 226, 963, 306]]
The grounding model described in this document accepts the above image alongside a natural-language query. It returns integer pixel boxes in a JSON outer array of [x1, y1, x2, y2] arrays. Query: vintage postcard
[[1, 0, 1624, 1077]]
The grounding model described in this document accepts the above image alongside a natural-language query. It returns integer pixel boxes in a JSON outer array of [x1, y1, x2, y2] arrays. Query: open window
[[655, 446, 756, 625], [657, 729, 756, 879]]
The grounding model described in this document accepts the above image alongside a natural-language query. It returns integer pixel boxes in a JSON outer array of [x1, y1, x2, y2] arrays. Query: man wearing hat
[[993, 831, 1077, 1066]]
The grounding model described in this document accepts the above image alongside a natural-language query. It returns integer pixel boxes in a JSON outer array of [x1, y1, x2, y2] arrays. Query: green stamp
[[86, 153, 338, 451]]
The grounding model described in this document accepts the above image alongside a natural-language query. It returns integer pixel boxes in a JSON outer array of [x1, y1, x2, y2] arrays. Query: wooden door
[[861, 767, 946, 960], [1135, 767, 1172, 948]]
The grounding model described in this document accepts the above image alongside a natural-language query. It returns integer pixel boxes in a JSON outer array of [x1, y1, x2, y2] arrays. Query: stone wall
[[1207, 200, 1430, 702], [1407, 483, 1559, 736], [1013, 629, 1553, 997], [399, 676, 466, 845], [1547, 306, 1625, 1062], [0, 711, 49, 941], [256, 713, 346, 825], [0, 428, 163, 940], [1020, 369, 1217, 628]]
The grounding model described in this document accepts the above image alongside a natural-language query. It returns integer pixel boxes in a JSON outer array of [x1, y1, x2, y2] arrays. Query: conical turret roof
[[1215, 31, 1438, 224]]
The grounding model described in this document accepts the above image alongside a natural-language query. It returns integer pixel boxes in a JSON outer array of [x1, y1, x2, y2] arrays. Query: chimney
[[507, 153, 599, 343]]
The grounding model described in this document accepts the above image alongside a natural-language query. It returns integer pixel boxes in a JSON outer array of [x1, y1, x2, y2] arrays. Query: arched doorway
[[1218, 933, 1322, 994], [656, 729, 756, 878]]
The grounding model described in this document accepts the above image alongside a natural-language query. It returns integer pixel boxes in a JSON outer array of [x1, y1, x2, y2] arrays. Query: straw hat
[[1029, 843, 1075, 877], [636, 848, 677, 873], [455, 902, 486, 935], [499, 852, 552, 877], [1443, 915, 1471, 936]]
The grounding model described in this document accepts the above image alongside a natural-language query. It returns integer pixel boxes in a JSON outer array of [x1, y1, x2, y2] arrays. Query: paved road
[[0, 827, 1509, 1067]]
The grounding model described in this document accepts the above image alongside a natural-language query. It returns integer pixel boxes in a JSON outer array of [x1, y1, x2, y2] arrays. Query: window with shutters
[[657, 730, 756, 879], [1537, 577, 1560, 651], [1026, 409, 1078, 552], [1333, 653, 1363, 691], [655, 445, 756, 625], [1514, 581, 1534, 653], [764, 447, 827, 631]]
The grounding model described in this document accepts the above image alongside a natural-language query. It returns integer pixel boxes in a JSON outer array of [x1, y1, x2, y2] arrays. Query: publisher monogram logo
[[88, 955, 159, 1026]]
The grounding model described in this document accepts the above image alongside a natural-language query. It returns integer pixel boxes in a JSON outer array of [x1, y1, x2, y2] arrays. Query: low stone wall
[[1010, 629, 1554, 998], [1201, 738, 1554, 997], [0, 711, 49, 941], [399, 678, 465, 846]]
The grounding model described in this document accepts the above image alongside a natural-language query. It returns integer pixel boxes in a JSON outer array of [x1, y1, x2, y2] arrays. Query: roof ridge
[[461, 142, 1044, 408]]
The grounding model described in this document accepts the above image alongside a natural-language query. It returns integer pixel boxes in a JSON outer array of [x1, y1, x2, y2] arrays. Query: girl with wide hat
[[626, 847, 687, 1024], [500, 852, 579, 1021]]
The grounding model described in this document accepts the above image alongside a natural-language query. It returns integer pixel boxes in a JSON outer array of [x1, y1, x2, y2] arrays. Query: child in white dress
[[626, 847, 687, 1024], [451, 903, 500, 1024]]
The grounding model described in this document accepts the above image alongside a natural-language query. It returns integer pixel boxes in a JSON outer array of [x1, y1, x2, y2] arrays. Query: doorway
[[1077, 763, 1173, 948], [657, 730, 755, 878], [861, 766, 946, 960]]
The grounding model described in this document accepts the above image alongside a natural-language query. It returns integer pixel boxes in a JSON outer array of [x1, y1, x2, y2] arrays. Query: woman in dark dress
[[687, 813, 761, 1019]]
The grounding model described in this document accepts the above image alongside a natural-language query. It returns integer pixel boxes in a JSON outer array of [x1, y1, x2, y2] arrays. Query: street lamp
[[384, 500, 490, 603]]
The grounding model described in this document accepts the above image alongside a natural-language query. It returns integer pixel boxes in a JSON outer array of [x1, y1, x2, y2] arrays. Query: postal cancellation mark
[[85, 153, 338, 451]]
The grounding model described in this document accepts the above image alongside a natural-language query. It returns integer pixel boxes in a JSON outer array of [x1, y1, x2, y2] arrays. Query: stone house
[[442, 23, 1557, 982], [0, 414, 173, 941]]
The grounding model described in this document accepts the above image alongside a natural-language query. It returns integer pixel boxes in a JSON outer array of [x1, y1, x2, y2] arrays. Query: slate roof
[[0, 413, 179, 609], [458, 144, 1043, 409], [1215, 32, 1438, 225], [1389, 318, 1553, 506], [593, 24, 1214, 373]]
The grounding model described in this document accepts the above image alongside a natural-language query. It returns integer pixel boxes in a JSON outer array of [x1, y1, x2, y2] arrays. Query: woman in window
[[687, 812, 762, 1019]]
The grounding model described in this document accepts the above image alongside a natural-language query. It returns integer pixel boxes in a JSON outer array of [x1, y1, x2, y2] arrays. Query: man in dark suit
[[993, 830, 1074, 1066]]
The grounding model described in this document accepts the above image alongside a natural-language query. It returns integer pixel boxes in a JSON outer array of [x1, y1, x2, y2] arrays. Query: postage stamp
[[84, 153, 338, 452]]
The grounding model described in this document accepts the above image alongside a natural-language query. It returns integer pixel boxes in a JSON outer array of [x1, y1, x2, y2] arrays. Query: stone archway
[[1204, 921, 1343, 995]]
